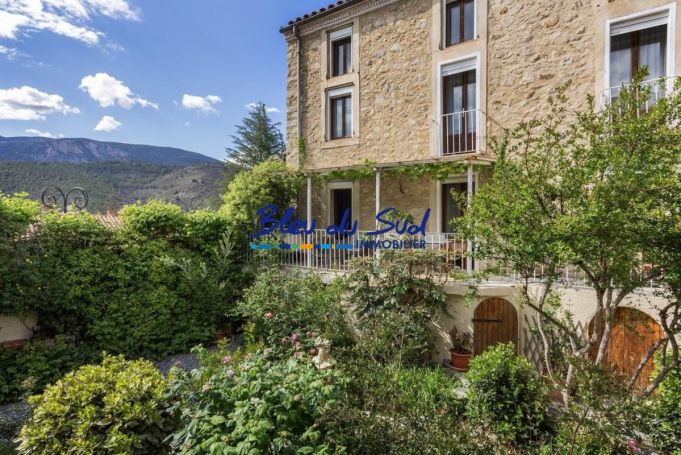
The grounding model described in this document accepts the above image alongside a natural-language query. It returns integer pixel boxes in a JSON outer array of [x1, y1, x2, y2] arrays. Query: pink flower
[[306, 331, 314, 337], [226, 368, 235, 379], [309, 347, 317, 356], [627, 439, 641, 454], [293, 351, 303, 358], [222, 355, 232, 364], [264, 312, 273, 319], [294, 341, 302, 350], [280, 337, 288, 345], [173, 360, 182, 368], [291, 333, 300, 342]]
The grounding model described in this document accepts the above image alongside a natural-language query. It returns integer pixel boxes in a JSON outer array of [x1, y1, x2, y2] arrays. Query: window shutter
[[610, 11, 669, 36], [327, 86, 352, 98], [441, 57, 477, 77], [329, 26, 352, 41]]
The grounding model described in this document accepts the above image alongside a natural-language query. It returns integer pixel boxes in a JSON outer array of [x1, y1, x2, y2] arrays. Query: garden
[[0, 78, 679, 454]]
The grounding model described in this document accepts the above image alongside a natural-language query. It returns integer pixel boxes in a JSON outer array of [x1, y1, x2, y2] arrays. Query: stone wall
[[288, 0, 433, 170], [486, 0, 596, 128]]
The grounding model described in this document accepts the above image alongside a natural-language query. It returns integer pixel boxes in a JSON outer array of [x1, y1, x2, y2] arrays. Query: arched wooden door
[[473, 298, 519, 355], [589, 307, 664, 389]]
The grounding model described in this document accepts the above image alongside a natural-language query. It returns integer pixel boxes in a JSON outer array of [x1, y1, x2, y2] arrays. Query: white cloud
[[79, 73, 158, 109], [25, 128, 63, 138], [0, 44, 17, 59], [182, 94, 221, 114], [0, 0, 139, 46], [94, 115, 121, 132], [245, 102, 280, 114], [0, 86, 80, 120]]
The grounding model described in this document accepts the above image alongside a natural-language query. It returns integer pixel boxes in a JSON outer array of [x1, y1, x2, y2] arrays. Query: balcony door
[[442, 68, 477, 154], [608, 10, 670, 103]]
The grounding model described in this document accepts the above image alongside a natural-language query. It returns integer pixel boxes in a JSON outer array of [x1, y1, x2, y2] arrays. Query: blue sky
[[0, 0, 325, 160]]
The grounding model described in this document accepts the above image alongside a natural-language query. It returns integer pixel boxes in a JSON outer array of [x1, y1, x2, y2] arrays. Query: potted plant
[[449, 327, 473, 372]]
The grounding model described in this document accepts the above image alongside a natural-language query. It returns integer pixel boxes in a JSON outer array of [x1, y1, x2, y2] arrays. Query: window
[[610, 23, 667, 88], [329, 26, 352, 77], [328, 87, 352, 140], [441, 182, 473, 232], [445, 0, 474, 47], [441, 58, 477, 154]]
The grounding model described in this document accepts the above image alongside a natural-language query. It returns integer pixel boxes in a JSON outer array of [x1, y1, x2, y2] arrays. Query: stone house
[[278, 0, 680, 378]]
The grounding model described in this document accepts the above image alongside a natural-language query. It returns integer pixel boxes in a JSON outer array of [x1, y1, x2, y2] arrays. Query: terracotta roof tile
[[281, 0, 361, 32]]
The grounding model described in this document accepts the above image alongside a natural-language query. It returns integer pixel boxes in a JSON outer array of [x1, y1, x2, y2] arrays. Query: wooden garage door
[[590, 307, 664, 389], [473, 298, 519, 355]]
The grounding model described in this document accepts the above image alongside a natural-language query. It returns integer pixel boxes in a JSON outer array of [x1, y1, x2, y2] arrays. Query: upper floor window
[[610, 13, 668, 88], [441, 58, 477, 155], [329, 26, 352, 77], [328, 87, 353, 140], [445, 0, 474, 47]]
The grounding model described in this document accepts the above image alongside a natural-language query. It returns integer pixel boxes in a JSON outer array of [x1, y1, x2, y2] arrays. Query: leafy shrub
[[322, 363, 466, 454], [167, 351, 347, 454], [466, 343, 547, 443], [649, 360, 681, 453], [17, 355, 175, 455], [120, 199, 185, 240], [220, 159, 304, 232], [0, 338, 98, 404], [238, 268, 352, 354], [344, 250, 447, 366]]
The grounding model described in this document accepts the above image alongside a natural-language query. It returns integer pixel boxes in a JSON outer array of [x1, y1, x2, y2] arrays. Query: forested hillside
[[0, 161, 233, 212]]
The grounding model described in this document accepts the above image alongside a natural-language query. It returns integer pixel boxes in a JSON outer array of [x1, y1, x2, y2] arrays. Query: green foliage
[[0, 201, 246, 367], [17, 355, 175, 455], [0, 193, 39, 239], [167, 351, 348, 454], [237, 268, 352, 355], [0, 338, 98, 404], [466, 343, 547, 443], [221, 159, 304, 233], [649, 360, 681, 453], [322, 363, 466, 454], [226, 102, 285, 168], [344, 250, 447, 366]]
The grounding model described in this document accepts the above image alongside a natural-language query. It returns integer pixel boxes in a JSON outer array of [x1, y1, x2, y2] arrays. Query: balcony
[[601, 76, 675, 110], [431, 109, 502, 157]]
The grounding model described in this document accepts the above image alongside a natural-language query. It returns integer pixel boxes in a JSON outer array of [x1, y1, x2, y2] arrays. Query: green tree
[[221, 159, 304, 234], [226, 102, 285, 168], [458, 76, 681, 400]]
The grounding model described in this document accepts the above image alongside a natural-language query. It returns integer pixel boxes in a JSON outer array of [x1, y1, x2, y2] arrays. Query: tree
[[226, 102, 285, 168], [221, 159, 303, 234], [458, 75, 681, 401]]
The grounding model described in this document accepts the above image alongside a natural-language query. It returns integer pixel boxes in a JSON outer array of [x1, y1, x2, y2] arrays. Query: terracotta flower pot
[[449, 350, 473, 372]]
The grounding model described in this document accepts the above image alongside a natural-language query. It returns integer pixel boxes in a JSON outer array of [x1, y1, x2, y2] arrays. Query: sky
[[0, 0, 326, 160]]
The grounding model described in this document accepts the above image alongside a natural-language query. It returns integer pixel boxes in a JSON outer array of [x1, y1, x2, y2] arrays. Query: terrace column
[[306, 175, 312, 268], [466, 163, 474, 275], [375, 169, 381, 229]]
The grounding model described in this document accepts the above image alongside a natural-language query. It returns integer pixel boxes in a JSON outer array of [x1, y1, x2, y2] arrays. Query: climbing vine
[[309, 160, 487, 183]]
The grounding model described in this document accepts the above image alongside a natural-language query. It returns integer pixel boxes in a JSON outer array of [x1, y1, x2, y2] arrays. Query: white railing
[[601, 76, 674, 110], [257, 230, 470, 273], [435, 109, 480, 156]]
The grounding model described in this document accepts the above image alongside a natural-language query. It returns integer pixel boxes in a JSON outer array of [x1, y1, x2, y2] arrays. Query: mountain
[[0, 161, 234, 212], [0, 136, 218, 165]]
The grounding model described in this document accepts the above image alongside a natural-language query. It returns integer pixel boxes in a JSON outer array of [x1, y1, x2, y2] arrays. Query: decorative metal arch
[[41, 186, 88, 213]]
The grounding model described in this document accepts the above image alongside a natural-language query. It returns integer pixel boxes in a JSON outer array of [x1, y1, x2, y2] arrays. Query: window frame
[[604, 3, 676, 91], [327, 86, 353, 141], [328, 25, 353, 78], [444, 0, 476, 48]]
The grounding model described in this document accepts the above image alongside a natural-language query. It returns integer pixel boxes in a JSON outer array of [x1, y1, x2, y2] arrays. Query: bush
[[17, 355, 175, 455], [322, 363, 466, 454], [238, 268, 352, 355], [650, 360, 681, 453], [0, 338, 98, 404], [120, 200, 185, 240], [167, 351, 347, 454], [344, 250, 447, 366], [466, 343, 547, 443]]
